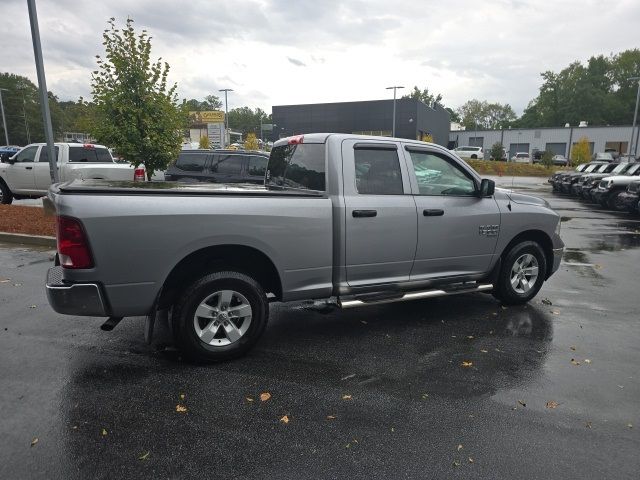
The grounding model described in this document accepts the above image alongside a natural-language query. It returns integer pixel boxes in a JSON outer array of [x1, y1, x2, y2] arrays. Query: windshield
[[584, 164, 600, 173], [611, 163, 629, 174]]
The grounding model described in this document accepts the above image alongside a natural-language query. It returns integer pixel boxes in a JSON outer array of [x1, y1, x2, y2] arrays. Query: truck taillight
[[56, 216, 94, 269], [134, 167, 145, 182]]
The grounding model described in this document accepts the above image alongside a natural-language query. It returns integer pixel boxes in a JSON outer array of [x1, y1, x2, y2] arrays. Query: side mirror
[[478, 178, 495, 197]]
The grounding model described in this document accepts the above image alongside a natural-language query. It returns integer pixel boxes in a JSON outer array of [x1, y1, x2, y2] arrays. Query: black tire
[[172, 271, 269, 362], [471, 154, 478, 159], [493, 241, 547, 306], [0, 180, 13, 205]]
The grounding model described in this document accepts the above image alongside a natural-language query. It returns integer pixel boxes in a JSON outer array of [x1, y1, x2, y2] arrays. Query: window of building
[[354, 148, 403, 195]]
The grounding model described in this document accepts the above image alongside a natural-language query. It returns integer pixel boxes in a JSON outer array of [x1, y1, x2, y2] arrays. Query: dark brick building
[[271, 98, 450, 146]]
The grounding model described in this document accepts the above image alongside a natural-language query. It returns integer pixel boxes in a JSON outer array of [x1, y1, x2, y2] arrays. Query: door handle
[[423, 209, 444, 216], [352, 209, 377, 218], [25, 166, 33, 170]]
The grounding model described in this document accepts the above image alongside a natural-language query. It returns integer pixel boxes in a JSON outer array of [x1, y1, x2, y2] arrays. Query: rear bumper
[[46, 266, 107, 316]]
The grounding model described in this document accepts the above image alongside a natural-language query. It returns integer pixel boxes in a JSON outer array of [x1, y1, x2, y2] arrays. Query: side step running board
[[338, 284, 493, 309]]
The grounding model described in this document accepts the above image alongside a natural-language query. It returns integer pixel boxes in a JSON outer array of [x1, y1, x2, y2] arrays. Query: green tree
[[199, 135, 210, 149], [228, 107, 271, 137], [542, 150, 553, 168], [457, 100, 516, 129], [402, 86, 443, 107], [0, 72, 65, 145], [184, 95, 223, 111], [91, 18, 185, 179], [571, 137, 591, 166], [489, 142, 504, 161]]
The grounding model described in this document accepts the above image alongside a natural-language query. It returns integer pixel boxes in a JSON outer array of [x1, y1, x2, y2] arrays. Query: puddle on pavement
[[563, 249, 589, 263], [560, 216, 573, 222]]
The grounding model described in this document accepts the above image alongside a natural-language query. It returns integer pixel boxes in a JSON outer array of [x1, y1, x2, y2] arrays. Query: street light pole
[[386, 86, 404, 137], [627, 77, 640, 157], [27, 0, 58, 182], [0, 88, 9, 146], [219, 88, 233, 148]]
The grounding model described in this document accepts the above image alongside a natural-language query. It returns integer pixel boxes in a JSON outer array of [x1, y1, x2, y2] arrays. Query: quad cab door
[[6, 145, 38, 193], [342, 139, 418, 287], [34, 145, 60, 193], [402, 145, 500, 280]]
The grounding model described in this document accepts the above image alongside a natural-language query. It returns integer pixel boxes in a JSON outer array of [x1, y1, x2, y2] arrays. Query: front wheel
[[0, 181, 13, 204], [172, 271, 269, 362], [493, 241, 547, 305]]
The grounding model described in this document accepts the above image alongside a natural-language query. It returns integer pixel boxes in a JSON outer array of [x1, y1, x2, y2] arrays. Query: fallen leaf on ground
[[421, 393, 429, 399], [468, 457, 474, 463], [461, 361, 473, 367], [453, 460, 461, 467], [360, 320, 368, 325], [139, 451, 150, 461], [28, 305, 36, 309], [245, 397, 254, 402], [260, 392, 271, 402], [30, 437, 38, 447], [594, 264, 602, 270], [541, 298, 552, 305], [546, 401, 560, 409], [570, 346, 576, 351], [0, 279, 10, 283], [628, 423, 633, 429], [467, 336, 474, 339], [551, 310, 560, 315], [457, 444, 463, 451], [342, 394, 352, 400], [280, 415, 289, 424], [570, 359, 580, 366], [175, 404, 187, 413], [101, 428, 108, 436], [326, 415, 336, 420], [584, 359, 591, 364], [586, 422, 592, 429], [518, 400, 527, 407], [480, 349, 488, 353], [179, 393, 185, 400], [341, 373, 356, 381]]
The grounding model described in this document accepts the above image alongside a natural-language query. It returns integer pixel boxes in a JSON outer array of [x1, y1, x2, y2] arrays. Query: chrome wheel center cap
[[219, 312, 228, 320]]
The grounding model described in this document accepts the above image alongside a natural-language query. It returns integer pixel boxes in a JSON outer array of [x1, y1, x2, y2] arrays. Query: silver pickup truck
[[45, 133, 563, 361]]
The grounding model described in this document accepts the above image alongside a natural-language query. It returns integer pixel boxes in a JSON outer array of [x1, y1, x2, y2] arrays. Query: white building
[[449, 125, 639, 159]]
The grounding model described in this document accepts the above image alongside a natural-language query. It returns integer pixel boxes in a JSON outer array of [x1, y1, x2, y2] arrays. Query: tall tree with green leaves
[[457, 99, 516, 130], [402, 86, 443, 107], [91, 18, 185, 179]]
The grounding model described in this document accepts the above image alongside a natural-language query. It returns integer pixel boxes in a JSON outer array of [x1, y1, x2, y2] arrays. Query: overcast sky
[[2, 0, 639, 114]]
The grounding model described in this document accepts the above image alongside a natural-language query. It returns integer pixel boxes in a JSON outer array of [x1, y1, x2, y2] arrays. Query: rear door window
[[68, 146, 112, 162], [247, 155, 268, 177], [211, 155, 244, 174], [266, 143, 325, 191], [175, 152, 209, 172], [38, 146, 60, 163], [354, 148, 403, 195]]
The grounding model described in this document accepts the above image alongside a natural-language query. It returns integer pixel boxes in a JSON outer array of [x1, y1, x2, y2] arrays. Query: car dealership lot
[[1, 179, 639, 479]]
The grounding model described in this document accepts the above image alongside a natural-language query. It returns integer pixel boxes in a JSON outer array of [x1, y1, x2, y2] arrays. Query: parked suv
[[164, 149, 269, 184], [616, 180, 640, 213]]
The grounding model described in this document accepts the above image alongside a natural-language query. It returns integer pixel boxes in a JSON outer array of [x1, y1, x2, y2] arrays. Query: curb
[[0, 231, 56, 248]]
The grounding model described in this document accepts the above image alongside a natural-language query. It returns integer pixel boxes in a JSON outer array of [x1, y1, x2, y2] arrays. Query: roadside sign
[[190, 111, 225, 123]]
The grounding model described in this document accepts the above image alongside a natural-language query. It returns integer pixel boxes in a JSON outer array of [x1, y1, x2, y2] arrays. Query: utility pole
[[19, 88, 31, 144], [0, 88, 9, 146], [27, 0, 58, 182], [386, 86, 404, 137], [219, 88, 233, 148], [627, 77, 640, 157]]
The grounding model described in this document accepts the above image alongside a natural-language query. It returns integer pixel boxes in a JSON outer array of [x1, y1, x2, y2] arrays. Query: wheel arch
[[158, 244, 283, 310], [500, 229, 554, 279]]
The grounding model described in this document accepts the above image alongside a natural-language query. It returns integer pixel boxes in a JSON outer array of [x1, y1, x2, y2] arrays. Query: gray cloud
[[287, 57, 306, 67]]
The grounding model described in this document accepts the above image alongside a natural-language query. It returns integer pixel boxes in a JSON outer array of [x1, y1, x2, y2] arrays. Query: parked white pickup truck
[[0, 143, 145, 204]]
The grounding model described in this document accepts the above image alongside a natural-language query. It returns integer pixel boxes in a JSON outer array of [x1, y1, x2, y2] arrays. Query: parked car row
[[549, 160, 640, 213]]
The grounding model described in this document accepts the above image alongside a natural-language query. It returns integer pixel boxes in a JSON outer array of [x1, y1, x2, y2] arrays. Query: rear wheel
[[172, 271, 269, 362], [0, 180, 13, 204], [493, 241, 547, 305]]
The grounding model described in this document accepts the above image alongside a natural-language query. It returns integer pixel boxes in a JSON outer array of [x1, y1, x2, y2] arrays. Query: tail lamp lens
[[56, 216, 94, 269]]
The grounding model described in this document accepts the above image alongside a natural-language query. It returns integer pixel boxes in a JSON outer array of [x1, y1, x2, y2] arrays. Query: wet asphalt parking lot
[[1, 177, 639, 479]]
